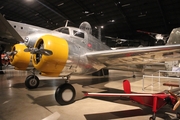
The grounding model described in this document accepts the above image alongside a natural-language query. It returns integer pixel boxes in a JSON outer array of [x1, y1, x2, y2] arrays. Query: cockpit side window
[[56, 28, 69, 34], [73, 30, 84, 38]]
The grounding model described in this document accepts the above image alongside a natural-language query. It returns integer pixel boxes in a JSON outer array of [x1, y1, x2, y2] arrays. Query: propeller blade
[[168, 91, 180, 110], [39, 49, 53, 56], [173, 100, 180, 111], [6, 51, 17, 56], [168, 91, 178, 99], [24, 48, 31, 52], [24, 48, 53, 56]]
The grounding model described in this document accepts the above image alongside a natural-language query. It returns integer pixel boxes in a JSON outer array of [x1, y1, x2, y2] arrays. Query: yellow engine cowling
[[10, 44, 31, 70], [32, 35, 68, 77]]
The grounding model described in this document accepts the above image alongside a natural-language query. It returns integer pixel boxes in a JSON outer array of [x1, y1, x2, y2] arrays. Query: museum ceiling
[[0, 0, 180, 46]]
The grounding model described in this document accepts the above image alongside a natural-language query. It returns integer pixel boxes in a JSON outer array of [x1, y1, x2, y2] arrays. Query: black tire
[[103, 69, 109, 75], [133, 75, 136, 78], [25, 75, 39, 89], [92, 69, 103, 76], [176, 112, 180, 119], [55, 83, 76, 105], [149, 116, 156, 120], [92, 69, 109, 76]]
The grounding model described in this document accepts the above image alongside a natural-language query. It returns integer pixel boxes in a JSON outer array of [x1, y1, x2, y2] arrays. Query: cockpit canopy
[[55, 27, 85, 39]]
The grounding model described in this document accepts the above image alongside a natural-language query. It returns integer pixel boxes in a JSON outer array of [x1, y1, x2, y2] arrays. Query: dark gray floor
[[0, 66, 180, 120]]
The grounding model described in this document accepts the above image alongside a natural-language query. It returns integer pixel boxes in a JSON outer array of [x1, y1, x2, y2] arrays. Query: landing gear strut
[[55, 76, 76, 105], [132, 71, 136, 78]]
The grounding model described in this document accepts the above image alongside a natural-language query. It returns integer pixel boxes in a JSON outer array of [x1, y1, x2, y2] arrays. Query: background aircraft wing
[[0, 13, 23, 45], [85, 44, 180, 69]]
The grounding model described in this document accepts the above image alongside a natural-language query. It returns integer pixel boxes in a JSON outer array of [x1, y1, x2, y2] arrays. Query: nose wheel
[[55, 83, 76, 105], [25, 75, 39, 89], [149, 116, 155, 120]]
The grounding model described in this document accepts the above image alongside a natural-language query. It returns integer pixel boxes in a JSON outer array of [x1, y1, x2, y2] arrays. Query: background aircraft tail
[[123, 80, 131, 93], [166, 27, 180, 45]]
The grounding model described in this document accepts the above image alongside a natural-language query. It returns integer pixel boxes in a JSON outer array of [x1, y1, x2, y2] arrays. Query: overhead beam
[[3, 0, 59, 29], [73, 0, 100, 25], [37, 0, 75, 24], [113, 0, 134, 32], [156, 0, 168, 32]]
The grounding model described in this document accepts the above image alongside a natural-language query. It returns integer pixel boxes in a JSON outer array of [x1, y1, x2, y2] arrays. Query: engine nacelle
[[32, 35, 68, 76], [10, 44, 31, 70]]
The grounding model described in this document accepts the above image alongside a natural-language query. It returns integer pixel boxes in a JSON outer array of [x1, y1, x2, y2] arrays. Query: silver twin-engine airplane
[[1, 13, 180, 105]]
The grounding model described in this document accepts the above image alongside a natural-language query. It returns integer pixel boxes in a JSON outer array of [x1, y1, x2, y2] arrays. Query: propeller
[[6, 51, 17, 56], [168, 90, 180, 110], [24, 48, 53, 56], [24, 40, 53, 64], [6, 47, 18, 62]]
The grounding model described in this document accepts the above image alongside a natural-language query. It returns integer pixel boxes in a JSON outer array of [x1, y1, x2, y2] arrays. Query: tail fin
[[166, 28, 180, 45], [123, 80, 131, 93]]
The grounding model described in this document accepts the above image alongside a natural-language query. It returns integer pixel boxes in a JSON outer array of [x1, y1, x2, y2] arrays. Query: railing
[[142, 70, 180, 91]]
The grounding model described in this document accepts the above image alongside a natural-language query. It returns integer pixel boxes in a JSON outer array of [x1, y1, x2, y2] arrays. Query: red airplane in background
[[137, 30, 169, 45], [85, 80, 180, 120]]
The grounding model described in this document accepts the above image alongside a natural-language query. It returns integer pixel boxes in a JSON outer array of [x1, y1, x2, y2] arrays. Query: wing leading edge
[[0, 13, 23, 45]]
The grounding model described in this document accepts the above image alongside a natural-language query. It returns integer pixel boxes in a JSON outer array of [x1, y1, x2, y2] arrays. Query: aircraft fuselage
[[8, 21, 110, 75]]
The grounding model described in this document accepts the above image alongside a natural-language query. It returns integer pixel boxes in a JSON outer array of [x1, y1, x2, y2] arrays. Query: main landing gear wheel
[[55, 83, 76, 105], [25, 75, 39, 89]]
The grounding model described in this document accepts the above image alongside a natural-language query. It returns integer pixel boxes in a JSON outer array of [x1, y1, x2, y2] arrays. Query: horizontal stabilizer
[[85, 92, 155, 97]]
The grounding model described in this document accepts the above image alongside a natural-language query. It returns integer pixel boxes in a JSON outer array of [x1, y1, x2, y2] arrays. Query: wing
[[0, 13, 23, 45], [85, 92, 153, 97], [85, 44, 180, 69], [85, 92, 169, 97]]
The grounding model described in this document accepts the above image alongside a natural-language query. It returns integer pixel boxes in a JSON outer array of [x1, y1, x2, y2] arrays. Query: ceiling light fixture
[[26, 0, 34, 2], [86, 12, 94, 16], [35, 13, 39, 16], [138, 14, 146, 17], [82, 11, 89, 14], [0, 6, 4, 9], [58, 3, 64, 6], [121, 3, 130, 7], [108, 19, 115, 22]]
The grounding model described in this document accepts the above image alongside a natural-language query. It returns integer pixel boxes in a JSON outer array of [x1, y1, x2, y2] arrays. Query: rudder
[[123, 80, 131, 93], [166, 27, 180, 45]]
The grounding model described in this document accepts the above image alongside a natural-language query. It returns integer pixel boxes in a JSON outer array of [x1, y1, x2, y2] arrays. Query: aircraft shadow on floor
[[11, 75, 128, 90], [23, 77, 128, 107], [22, 78, 180, 120], [26, 94, 59, 106], [84, 107, 178, 120]]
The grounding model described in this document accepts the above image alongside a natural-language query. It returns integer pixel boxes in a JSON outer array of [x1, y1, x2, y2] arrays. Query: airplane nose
[[32, 35, 69, 76]]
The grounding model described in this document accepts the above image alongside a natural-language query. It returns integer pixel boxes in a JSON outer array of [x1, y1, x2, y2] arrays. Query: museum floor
[[1, 66, 180, 120]]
